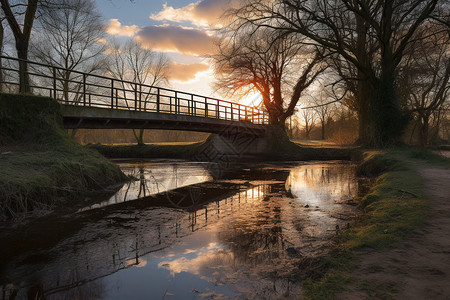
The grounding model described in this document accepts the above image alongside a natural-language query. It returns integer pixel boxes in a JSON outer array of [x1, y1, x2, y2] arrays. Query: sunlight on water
[[1, 162, 362, 300], [78, 162, 212, 211]]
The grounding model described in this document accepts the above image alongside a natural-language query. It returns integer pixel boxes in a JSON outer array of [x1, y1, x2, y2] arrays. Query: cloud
[[106, 19, 139, 37], [150, 0, 240, 28], [167, 61, 210, 82], [135, 25, 215, 55], [96, 37, 108, 45]]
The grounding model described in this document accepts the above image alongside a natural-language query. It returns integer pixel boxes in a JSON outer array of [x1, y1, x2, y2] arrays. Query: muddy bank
[[0, 93, 127, 220]]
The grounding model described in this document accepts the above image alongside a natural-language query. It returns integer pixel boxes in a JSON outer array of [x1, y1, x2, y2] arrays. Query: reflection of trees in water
[[217, 185, 289, 267], [2, 164, 358, 299], [1, 185, 269, 299], [286, 164, 357, 201]]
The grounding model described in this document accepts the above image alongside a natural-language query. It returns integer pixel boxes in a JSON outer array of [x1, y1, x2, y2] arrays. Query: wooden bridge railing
[[0, 55, 269, 125]]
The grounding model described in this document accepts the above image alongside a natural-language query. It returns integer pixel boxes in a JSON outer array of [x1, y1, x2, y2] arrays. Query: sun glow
[[238, 92, 263, 107]]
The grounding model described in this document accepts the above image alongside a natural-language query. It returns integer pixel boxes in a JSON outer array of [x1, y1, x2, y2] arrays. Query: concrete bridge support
[[193, 126, 292, 177]]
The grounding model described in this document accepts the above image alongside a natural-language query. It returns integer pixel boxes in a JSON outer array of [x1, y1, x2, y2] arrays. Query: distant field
[[292, 139, 349, 148], [102, 141, 203, 146]]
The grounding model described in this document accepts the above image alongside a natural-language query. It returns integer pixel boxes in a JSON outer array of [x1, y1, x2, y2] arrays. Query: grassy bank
[[0, 93, 127, 220], [87, 142, 203, 159], [302, 149, 450, 299]]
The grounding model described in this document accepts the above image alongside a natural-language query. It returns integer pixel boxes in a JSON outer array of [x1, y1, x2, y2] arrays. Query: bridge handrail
[[0, 55, 269, 124]]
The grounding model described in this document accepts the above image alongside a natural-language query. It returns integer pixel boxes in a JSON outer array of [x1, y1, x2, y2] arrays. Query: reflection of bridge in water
[[1, 163, 360, 299], [2, 181, 274, 299]]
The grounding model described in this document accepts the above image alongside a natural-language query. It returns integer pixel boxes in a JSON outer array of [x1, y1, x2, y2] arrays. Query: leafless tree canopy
[[30, 0, 105, 102], [212, 26, 327, 125], [229, 0, 447, 146], [105, 39, 169, 145]]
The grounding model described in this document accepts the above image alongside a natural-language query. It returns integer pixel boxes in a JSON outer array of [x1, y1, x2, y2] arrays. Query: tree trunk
[[63, 72, 70, 103], [321, 119, 325, 140], [371, 69, 410, 147], [419, 114, 430, 146], [133, 128, 145, 145], [17, 40, 31, 93], [0, 21, 3, 93], [355, 78, 374, 144]]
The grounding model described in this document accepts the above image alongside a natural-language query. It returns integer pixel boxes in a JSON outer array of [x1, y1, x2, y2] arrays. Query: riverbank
[[302, 150, 450, 299], [87, 139, 360, 162], [0, 94, 127, 220]]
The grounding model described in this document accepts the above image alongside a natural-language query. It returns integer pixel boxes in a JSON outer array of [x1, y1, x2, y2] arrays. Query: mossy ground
[[302, 149, 450, 299], [0, 93, 127, 220]]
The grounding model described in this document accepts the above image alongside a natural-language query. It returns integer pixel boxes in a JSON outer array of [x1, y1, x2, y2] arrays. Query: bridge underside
[[61, 105, 266, 136]]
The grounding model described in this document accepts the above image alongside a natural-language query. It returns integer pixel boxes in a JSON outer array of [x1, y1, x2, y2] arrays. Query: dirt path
[[337, 164, 450, 299]]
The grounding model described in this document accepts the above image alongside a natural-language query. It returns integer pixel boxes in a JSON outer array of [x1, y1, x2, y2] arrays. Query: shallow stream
[[0, 160, 367, 299]]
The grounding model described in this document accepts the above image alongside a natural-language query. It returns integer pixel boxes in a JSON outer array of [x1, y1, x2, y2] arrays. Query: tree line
[[211, 0, 449, 147], [1, 0, 449, 147], [0, 0, 171, 145]]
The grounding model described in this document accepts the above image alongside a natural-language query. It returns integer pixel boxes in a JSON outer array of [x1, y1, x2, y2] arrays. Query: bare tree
[[212, 28, 326, 126], [234, 0, 444, 146], [403, 22, 450, 145], [105, 39, 169, 145], [0, 0, 72, 93], [30, 0, 105, 102], [310, 93, 335, 140], [300, 108, 317, 139], [0, 0, 38, 92], [0, 16, 4, 92]]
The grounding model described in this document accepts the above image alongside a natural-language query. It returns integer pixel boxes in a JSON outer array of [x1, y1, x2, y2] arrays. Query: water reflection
[[79, 162, 212, 211], [1, 162, 361, 299]]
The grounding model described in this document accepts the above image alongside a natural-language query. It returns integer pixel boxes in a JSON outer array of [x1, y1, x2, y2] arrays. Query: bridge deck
[[0, 55, 269, 135], [62, 105, 267, 135]]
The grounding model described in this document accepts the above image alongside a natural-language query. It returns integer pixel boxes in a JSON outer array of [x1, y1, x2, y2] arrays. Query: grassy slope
[[302, 149, 450, 299], [0, 93, 127, 219]]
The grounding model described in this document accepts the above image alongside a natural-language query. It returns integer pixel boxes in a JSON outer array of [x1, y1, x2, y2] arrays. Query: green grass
[[0, 93, 127, 219], [302, 149, 450, 299]]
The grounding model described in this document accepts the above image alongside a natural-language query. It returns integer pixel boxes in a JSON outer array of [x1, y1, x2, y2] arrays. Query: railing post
[[190, 94, 194, 116], [231, 104, 234, 121], [138, 85, 142, 111], [135, 83, 138, 111], [175, 91, 178, 114], [216, 100, 219, 119], [205, 98, 208, 117], [252, 107, 255, 123], [245, 107, 248, 121], [238, 104, 241, 121], [157, 88, 160, 112], [83, 74, 86, 106], [115, 88, 118, 108], [111, 79, 114, 109], [53, 67, 57, 100]]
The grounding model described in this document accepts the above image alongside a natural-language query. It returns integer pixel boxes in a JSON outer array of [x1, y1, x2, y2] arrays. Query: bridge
[[0, 55, 269, 136]]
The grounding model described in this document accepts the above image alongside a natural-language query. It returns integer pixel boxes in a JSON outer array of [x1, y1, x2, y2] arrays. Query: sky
[[95, 0, 258, 103]]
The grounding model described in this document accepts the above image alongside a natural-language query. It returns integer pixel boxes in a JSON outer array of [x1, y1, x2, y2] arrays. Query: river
[[0, 160, 368, 299]]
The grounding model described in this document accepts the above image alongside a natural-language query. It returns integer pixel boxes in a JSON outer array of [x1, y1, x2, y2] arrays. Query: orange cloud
[[135, 25, 215, 55], [167, 62, 210, 82], [150, 0, 240, 28], [106, 19, 139, 37]]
